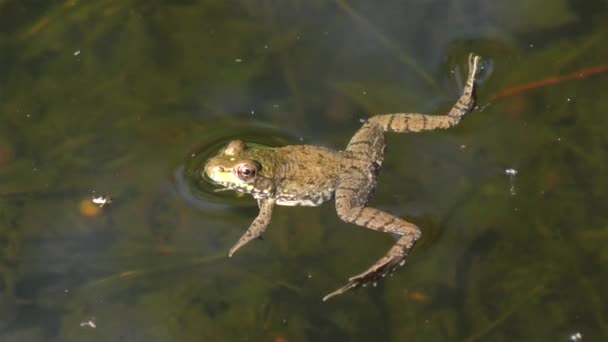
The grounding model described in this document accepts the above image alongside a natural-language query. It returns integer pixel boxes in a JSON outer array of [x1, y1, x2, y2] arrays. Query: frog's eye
[[236, 162, 258, 181]]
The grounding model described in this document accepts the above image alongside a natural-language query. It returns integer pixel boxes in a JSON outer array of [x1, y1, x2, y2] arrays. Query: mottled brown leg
[[323, 172, 421, 301], [345, 54, 480, 157], [229, 199, 275, 257], [325, 54, 481, 300]]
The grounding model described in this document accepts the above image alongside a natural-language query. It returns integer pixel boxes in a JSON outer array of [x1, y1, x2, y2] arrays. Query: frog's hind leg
[[228, 199, 275, 257], [346, 54, 481, 158], [324, 54, 480, 301], [325, 171, 421, 301]]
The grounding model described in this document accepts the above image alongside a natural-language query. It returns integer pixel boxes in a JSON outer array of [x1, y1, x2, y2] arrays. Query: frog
[[204, 54, 482, 301]]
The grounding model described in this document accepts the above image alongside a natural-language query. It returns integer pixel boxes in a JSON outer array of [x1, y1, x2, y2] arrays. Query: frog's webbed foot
[[323, 252, 407, 301], [228, 199, 275, 257]]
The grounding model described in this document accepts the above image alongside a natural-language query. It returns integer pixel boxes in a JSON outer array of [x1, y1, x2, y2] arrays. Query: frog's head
[[203, 140, 274, 197]]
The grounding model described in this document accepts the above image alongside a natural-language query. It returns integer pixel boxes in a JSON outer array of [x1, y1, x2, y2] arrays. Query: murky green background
[[1, 0, 607, 341]]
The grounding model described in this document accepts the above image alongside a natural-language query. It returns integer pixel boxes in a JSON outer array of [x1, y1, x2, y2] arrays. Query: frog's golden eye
[[236, 162, 258, 181]]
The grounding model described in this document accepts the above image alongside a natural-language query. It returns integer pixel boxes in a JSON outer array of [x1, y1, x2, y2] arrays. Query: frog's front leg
[[228, 198, 275, 257], [324, 172, 421, 301]]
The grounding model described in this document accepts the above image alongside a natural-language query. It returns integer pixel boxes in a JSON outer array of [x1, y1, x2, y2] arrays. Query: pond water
[[1, 1, 607, 341]]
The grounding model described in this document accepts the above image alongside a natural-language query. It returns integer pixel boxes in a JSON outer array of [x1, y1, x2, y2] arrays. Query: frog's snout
[[203, 160, 231, 184], [208, 162, 223, 171], [206, 165, 224, 177]]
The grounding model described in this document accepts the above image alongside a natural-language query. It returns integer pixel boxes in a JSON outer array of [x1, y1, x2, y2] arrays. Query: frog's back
[[272, 145, 343, 206]]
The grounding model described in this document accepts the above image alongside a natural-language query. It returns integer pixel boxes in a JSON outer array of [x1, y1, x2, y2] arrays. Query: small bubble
[[235, 58, 243, 63], [569, 332, 583, 341]]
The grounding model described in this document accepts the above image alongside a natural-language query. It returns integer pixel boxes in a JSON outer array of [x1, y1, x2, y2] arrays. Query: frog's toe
[[347, 255, 406, 283], [468, 53, 481, 76], [468, 53, 480, 66], [322, 255, 407, 301], [322, 280, 359, 301]]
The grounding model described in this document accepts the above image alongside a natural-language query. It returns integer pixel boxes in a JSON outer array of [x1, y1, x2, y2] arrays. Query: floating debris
[[505, 168, 518, 195], [80, 198, 102, 217], [403, 289, 430, 303], [92, 195, 112, 208], [80, 319, 96, 329], [273, 336, 288, 342], [0, 145, 15, 166]]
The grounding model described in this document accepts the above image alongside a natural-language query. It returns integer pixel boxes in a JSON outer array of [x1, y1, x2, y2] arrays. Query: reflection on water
[[1, 0, 608, 341]]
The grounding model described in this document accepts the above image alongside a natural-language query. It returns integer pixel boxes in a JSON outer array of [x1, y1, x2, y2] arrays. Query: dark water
[[1, 1, 607, 341]]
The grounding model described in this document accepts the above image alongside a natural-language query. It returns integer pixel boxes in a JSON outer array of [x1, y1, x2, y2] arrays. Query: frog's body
[[204, 54, 482, 301]]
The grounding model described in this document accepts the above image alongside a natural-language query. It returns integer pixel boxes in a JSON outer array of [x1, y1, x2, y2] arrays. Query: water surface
[[1, 1, 607, 341]]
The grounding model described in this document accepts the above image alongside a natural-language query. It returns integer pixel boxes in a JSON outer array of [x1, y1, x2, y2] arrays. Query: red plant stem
[[489, 64, 608, 101]]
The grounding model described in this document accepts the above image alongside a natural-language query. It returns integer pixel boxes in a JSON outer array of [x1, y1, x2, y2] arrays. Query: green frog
[[204, 54, 481, 301]]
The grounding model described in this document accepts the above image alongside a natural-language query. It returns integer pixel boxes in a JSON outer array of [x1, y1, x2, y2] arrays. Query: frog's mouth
[[204, 173, 275, 200], [215, 181, 255, 194]]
